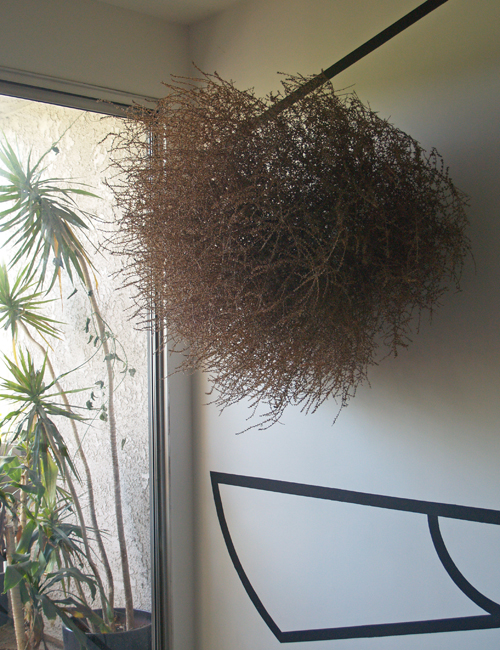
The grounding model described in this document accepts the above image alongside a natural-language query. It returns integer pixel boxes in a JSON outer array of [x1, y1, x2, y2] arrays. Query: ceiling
[[97, 0, 241, 24]]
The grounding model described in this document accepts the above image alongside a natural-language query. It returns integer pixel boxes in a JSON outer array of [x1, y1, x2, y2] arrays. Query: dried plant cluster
[[109, 73, 469, 426]]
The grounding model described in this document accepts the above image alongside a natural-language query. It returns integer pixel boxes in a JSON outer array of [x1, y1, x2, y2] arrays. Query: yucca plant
[[0, 262, 117, 623], [0, 437, 103, 649], [0, 350, 107, 646], [0, 137, 95, 292], [0, 264, 61, 344], [0, 135, 137, 644]]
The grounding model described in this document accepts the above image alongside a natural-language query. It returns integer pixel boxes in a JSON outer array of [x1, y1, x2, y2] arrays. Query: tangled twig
[[108, 72, 470, 427]]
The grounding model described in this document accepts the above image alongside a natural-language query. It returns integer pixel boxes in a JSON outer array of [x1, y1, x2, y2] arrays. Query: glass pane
[[0, 95, 150, 647]]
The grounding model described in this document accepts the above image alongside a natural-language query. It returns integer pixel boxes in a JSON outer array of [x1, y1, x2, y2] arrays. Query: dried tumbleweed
[[109, 73, 470, 427]]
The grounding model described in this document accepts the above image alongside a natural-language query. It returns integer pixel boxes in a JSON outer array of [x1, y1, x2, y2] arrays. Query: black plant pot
[[62, 609, 151, 650]]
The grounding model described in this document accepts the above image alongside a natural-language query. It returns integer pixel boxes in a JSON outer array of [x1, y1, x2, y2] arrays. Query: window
[[0, 92, 168, 648]]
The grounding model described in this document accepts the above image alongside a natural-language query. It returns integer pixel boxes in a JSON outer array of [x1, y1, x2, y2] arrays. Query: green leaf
[[42, 451, 58, 507], [17, 483, 44, 496], [4, 564, 25, 590], [4, 559, 39, 589], [0, 456, 22, 483], [46, 567, 97, 599], [47, 601, 91, 648], [16, 518, 37, 554], [0, 487, 15, 509], [41, 594, 59, 620]]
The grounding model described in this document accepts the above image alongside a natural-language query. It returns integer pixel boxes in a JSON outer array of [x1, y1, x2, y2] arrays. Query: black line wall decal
[[211, 472, 500, 643]]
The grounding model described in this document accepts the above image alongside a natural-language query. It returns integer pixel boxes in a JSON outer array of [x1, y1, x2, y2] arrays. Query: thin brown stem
[[81, 260, 135, 630]]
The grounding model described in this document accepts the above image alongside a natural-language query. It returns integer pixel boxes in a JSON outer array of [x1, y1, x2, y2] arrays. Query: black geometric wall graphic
[[211, 472, 500, 643]]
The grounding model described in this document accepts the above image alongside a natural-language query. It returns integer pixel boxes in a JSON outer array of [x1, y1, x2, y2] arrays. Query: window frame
[[0, 77, 172, 650]]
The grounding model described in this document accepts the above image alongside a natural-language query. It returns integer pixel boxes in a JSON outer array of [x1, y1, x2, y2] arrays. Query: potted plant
[[0, 132, 150, 648], [0, 365, 104, 649]]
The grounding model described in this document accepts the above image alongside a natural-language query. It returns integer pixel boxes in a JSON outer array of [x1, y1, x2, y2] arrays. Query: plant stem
[[20, 323, 115, 615], [5, 514, 27, 650], [81, 261, 135, 630]]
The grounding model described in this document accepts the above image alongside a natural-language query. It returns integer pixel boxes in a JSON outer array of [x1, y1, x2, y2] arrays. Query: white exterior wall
[[190, 2, 500, 650]]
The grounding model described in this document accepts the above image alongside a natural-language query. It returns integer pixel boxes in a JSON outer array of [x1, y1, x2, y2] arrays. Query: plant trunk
[[20, 323, 115, 615], [81, 261, 135, 630], [5, 514, 26, 650]]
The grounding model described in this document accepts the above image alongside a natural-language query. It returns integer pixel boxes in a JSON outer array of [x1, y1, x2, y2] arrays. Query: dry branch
[[108, 72, 470, 426]]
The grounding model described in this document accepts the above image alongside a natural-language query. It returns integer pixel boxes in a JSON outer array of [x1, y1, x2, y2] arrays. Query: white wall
[[190, 1, 500, 649], [0, 0, 190, 102]]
